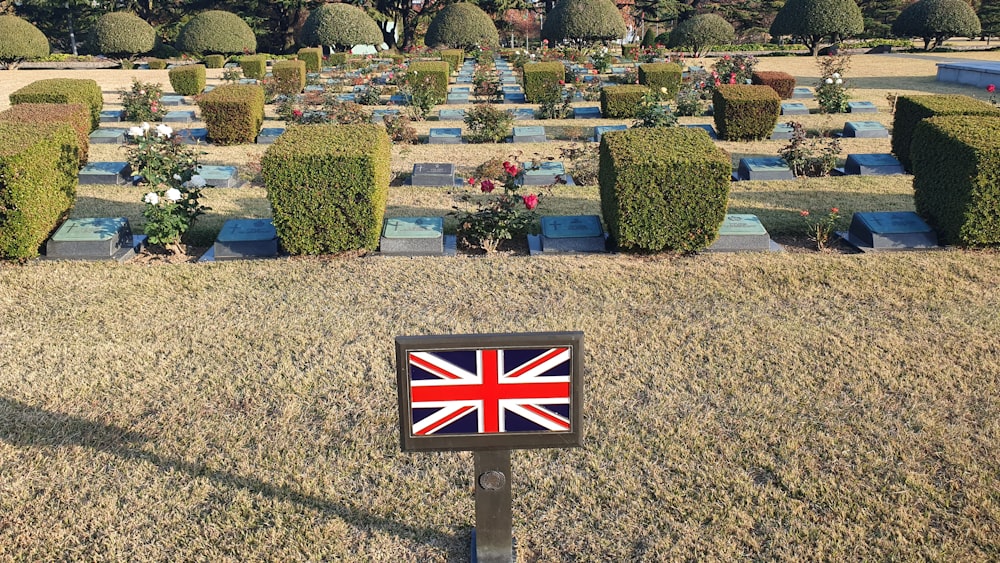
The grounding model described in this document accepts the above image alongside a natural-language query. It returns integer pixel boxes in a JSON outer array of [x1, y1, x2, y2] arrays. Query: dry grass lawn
[[1, 53, 1000, 561]]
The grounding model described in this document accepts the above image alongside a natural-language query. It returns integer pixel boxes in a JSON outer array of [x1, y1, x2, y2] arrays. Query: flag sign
[[395, 332, 584, 452]]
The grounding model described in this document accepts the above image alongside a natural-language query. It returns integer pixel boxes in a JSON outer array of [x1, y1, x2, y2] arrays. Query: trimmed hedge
[[203, 54, 225, 68], [300, 3, 382, 51], [712, 84, 780, 141], [9, 78, 103, 131], [543, 0, 627, 43], [407, 61, 450, 100], [891, 94, 1000, 172], [297, 47, 322, 73], [261, 124, 391, 254], [196, 84, 265, 145], [92, 11, 155, 58], [622, 44, 640, 58], [168, 64, 206, 96], [0, 121, 80, 260], [272, 59, 306, 95], [638, 62, 682, 98], [239, 54, 267, 80], [146, 58, 167, 69], [425, 3, 500, 50], [439, 49, 464, 73], [0, 15, 49, 62], [328, 52, 348, 66], [911, 115, 1000, 246], [751, 70, 796, 99], [600, 85, 648, 118], [523, 62, 565, 103], [0, 103, 90, 166], [176, 10, 256, 55], [599, 127, 730, 252]]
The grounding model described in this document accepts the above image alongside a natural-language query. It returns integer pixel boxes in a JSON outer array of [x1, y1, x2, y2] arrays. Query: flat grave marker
[[736, 157, 795, 181], [770, 122, 795, 140], [45, 217, 140, 261], [99, 109, 123, 123], [446, 92, 469, 104], [176, 128, 208, 144], [792, 87, 814, 99], [160, 95, 186, 106], [848, 101, 878, 113], [522, 161, 566, 185], [594, 124, 627, 142], [256, 127, 285, 144], [89, 128, 126, 145], [437, 109, 466, 121], [781, 102, 809, 115], [411, 163, 456, 186], [211, 218, 278, 260], [509, 108, 535, 120], [503, 92, 526, 103], [162, 110, 195, 124], [78, 161, 130, 185], [512, 126, 547, 143], [838, 211, 939, 251], [706, 214, 778, 252], [844, 153, 904, 175], [843, 121, 889, 138], [380, 216, 445, 256], [536, 215, 606, 253], [683, 123, 718, 139], [196, 165, 239, 187], [573, 106, 602, 119], [428, 128, 463, 144]]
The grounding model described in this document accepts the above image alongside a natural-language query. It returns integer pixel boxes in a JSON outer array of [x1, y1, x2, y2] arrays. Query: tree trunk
[[381, 22, 398, 51], [400, 10, 418, 50]]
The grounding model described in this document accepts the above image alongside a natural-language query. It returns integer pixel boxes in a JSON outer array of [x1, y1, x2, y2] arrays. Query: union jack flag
[[408, 347, 572, 436]]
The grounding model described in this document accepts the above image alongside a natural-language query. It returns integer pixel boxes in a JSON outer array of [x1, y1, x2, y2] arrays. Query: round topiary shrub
[[301, 3, 382, 51], [92, 12, 155, 58], [667, 13, 735, 56], [176, 10, 256, 55], [542, 0, 627, 43], [770, 0, 864, 56], [425, 3, 500, 50], [0, 15, 49, 63], [892, 0, 981, 51]]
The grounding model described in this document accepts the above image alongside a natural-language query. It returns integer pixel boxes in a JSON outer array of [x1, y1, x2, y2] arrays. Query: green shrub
[[239, 54, 267, 79], [0, 122, 80, 260], [622, 43, 640, 58], [666, 13, 735, 56], [523, 62, 565, 103], [601, 85, 649, 118], [196, 84, 265, 145], [146, 58, 167, 69], [301, 3, 382, 50], [891, 94, 1000, 171], [328, 52, 348, 66], [92, 12, 155, 58], [465, 103, 514, 143], [892, 0, 982, 51], [203, 54, 225, 68], [406, 61, 450, 100], [638, 63, 682, 98], [770, 0, 865, 56], [439, 49, 464, 73], [0, 15, 49, 63], [599, 127, 730, 252], [297, 47, 322, 73], [911, 115, 1000, 245], [543, 0, 627, 43], [641, 27, 657, 47], [9, 78, 103, 131], [425, 3, 500, 50], [261, 124, 391, 254], [751, 70, 796, 99], [272, 59, 306, 95], [168, 64, 206, 95], [712, 84, 780, 141], [0, 103, 91, 166], [176, 10, 256, 55]]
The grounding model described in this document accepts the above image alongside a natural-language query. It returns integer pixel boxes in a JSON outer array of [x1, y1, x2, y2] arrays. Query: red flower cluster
[[523, 194, 538, 210], [292, 109, 303, 118], [503, 161, 519, 176], [480, 179, 495, 193]]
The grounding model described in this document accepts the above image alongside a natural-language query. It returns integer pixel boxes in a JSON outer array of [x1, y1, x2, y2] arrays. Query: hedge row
[[203, 54, 226, 68], [638, 63, 682, 98], [523, 62, 565, 103], [891, 94, 1000, 172], [0, 103, 90, 166], [712, 84, 780, 141], [751, 70, 796, 99], [168, 64, 206, 96], [407, 61, 450, 100], [297, 47, 322, 73], [9, 78, 103, 131], [599, 127, 730, 252], [600, 85, 648, 118], [911, 115, 1000, 246], [146, 58, 167, 69], [261, 124, 391, 254], [272, 59, 306, 95], [0, 121, 80, 260], [196, 84, 265, 145]]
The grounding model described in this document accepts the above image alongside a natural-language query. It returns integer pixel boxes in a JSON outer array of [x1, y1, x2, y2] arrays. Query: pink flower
[[480, 179, 495, 193], [988, 84, 996, 93], [467, 176, 476, 185], [728, 76, 736, 84], [523, 194, 538, 210], [542, 39, 549, 45], [800, 210, 810, 217], [831, 207, 839, 214], [292, 109, 303, 118]]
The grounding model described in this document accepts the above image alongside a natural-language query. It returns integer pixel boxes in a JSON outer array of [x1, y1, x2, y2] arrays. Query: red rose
[[988, 84, 996, 93], [481, 179, 495, 193], [467, 176, 476, 185], [831, 207, 839, 214], [523, 194, 538, 210], [292, 109, 303, 118], [800, 210, 809, 217]]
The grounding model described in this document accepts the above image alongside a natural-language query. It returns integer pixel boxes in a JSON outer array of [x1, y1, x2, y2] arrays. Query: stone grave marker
[[446, 92, 469, 104], [706, 214, 776, 252], [512, 126, 547, 143], [522, 161, 566, 185], [437, 109, 465, 120], [503, 92, 526, 103], [237, 78, 258, 85], [509, 108, 535, 120], [196, 165, 239, 187], [843, 121, 888, 138], [411, 163, 456, 186], [380, 216, 445, 256], [538, 215, 606, 253], [161, 94, 186, 106], [99, 109, 123, 123], [256, 127, 285, 144], [594, 124, 627, 142], [781, 102, 809, 115], [78, 161, 130, 185], [770, 122, 795, 140], [304, 85, 325, 93], [573, 106, 602, 119], [389, 93, 410, 104], [847, 101, 878, 113], [211, 218, 278, 260], [371, 109, 400, 124], [45, 217, 140, 261], [736, 157, 795, 181], [844, 153, 904, 175], [163, 110, 195, 124], [89, 128, 126, 145], [683, 123, 718, 139], [428, 128, 463, 144], [838, 211, 938, 251], [337, 93, 356, 102], [176, 128, 208, 144], [501, 85, 523, 94], [792, 87, 814, 99]]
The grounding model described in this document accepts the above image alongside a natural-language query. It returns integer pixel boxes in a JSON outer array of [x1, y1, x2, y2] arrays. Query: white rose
[[173, 174, 182, 180], [835, 78, 843, 85], [832, 72, 840, 79], [189, 174, 206, 188], [143, 192, 159, 205], [825, 78, 834, 84], [127, 126, 144, 137], [141, 122, 150, 131], [155, 124, 173, 138], [164, 187, 182, 202]]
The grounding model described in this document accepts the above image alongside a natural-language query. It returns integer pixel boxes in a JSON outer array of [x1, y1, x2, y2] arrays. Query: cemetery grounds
[[0, 51, 999, 560]]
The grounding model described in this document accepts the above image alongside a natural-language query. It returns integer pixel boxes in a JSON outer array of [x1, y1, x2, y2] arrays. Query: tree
[[92, 12, 155, 59], [542, 0, 627, 43], [0, 14, 48, 65], [301, 3, 382, 51], [503, 9, 540, 45], [981, 0, 1000, 43], [893, 0, 981, 49], [857, 0, 908, 37], [425, 3, 500, 49], [770, 0, 864, 56], [176, 10, 257, 55], [667, 13, 735, 55]]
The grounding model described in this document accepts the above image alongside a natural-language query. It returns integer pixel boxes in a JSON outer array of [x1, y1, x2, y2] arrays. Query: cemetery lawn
[[2, 252, 999, 560]]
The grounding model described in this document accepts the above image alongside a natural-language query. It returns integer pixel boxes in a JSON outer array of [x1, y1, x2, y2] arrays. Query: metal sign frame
[[395, 331, 584, 452]]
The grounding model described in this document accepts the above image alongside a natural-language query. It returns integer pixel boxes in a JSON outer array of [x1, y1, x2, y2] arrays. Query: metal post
[[472, 450, 512, 563]]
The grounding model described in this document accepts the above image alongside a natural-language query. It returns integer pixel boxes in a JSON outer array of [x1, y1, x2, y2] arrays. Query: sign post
[[395, 332, 584, 562]]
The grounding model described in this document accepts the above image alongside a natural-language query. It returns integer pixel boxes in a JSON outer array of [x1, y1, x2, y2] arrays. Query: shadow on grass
[[0, 397, 464, 558]]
